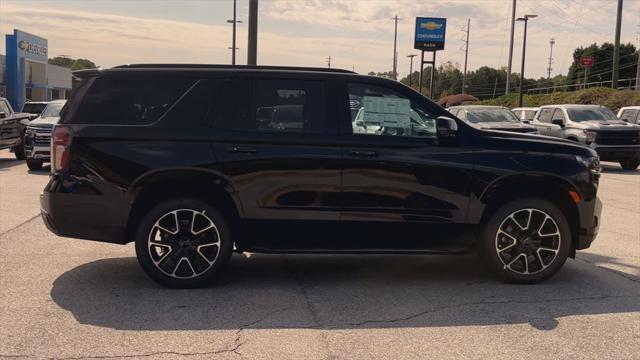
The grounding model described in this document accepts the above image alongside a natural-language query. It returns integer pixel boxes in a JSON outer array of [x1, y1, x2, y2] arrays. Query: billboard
[[580, 56, 594, 68], [414, 17, 447, 51]]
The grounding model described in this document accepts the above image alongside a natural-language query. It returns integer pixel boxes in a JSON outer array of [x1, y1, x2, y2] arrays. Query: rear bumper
[[40, 177, 130, 244], [576, 196, 602, 250], [592, 144, 640, 161]]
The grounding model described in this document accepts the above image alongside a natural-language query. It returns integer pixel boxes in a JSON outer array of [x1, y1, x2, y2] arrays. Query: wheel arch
[[126, 168, 244, 245], [477, 173, 581, 257]]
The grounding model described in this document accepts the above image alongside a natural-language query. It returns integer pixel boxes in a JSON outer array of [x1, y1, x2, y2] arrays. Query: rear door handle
[[225, 146, 257, 154], [347, 150, 377, 158]]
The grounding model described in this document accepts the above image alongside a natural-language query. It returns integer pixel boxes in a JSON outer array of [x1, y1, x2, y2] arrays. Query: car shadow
[[0, 157, 23, 171], [600, 162, 639, 174], [27, 165, 51, 175], [50, 253, 640, 332]]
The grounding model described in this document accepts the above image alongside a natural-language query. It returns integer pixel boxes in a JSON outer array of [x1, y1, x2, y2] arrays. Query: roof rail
[[112, 64, 356, 74]]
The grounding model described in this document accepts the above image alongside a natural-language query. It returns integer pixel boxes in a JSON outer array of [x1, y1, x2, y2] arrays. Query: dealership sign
[[414, 17, 447, 51], [580, 56, 594, 68], [18, 40, 47, 57]]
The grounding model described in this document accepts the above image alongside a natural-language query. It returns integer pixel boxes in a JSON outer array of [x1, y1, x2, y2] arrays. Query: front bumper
[[592, 144, 640, 162], [576, 196, 602, 250], [24, 127, 52, 161]]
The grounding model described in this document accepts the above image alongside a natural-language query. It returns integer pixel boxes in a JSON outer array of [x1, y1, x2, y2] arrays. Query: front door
[[210, 77, 343, 250], [338, 82, 474, 251]]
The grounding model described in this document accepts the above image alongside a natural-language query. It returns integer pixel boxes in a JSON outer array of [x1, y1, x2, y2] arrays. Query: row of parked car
[[447, 104, 640, 170], [0, 97, 65, 170]]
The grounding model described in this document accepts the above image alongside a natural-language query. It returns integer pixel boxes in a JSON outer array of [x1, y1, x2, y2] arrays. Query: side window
[[0, 100, 10, 116], [219, 79, 324, 134], [347, 83, 436, 138], [619, 109, 639, 123], [537, 108, 554, 123], [71, 76, 195, 125], [551, 108, 565, 122]]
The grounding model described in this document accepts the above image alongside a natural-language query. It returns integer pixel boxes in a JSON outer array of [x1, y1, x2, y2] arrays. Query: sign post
[[414, 17, 446, 99], [580, 56, 594, 89]]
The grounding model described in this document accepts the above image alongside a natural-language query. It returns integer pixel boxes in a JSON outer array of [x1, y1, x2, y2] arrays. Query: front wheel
[[478, 198, 571, 283], [26, 159, 43, 171], [620, 158, 639, 171], [135, 198, 234, 288]]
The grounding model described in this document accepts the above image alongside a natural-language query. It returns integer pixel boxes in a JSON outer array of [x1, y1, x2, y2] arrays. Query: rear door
[[211, 76, 342, 250], [337, 81, 474, 251]]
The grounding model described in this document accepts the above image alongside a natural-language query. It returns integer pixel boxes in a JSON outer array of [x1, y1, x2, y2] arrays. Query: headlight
[[576, 155, 601, 178], [583, 130, 597, 143]]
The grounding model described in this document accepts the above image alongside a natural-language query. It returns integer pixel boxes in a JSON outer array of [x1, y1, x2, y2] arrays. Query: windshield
[[21, 103, 47, 114], [467, 109, 519, 123], [567, 108, 618, 121], [41, 102, 66, 118]]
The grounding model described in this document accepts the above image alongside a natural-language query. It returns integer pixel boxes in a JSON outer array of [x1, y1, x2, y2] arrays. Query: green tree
[[48, 56, 97, 70], [567, 43, 638, 86]]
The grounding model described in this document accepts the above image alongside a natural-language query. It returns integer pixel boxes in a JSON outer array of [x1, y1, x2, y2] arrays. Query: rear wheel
[[620, 158, 639, 171], [26, 159, 43, 171], [135, 198, 233, 288], [478, 198, 571, 283]]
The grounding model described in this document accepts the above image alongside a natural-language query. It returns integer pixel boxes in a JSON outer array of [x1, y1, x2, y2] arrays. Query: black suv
[[41, 65, 602, 288]]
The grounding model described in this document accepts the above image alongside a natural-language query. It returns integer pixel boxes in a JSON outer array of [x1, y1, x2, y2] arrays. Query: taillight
[[51, 126, 71, 173]]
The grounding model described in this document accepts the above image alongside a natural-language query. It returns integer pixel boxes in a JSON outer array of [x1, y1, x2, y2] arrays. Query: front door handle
[[347, 150, 377, 158], [225, 146, 257, 154]]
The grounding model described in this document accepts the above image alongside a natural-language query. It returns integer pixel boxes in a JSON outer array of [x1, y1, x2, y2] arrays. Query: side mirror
[[0, 111, 6, 119], [551, 119, 564, 127], [436, 116, 458, 138]]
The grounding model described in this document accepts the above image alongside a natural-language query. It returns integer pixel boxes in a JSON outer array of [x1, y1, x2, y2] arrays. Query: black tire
[[26, 159, 43, 171], [619, 159, 639, 171], [478, 198, 571, 284], [13, 144, 25, 160], [135, 198, 233, 288]]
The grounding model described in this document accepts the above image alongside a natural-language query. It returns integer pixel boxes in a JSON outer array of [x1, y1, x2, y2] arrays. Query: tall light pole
[[227, 0, 242, 65], [407, 54, 417, 87], [516, 14, 537, 107], [392, 15, 401, 80], [612, 0, 623, 88], [506, 0, 517, 94], [247, 0, 258, 66]]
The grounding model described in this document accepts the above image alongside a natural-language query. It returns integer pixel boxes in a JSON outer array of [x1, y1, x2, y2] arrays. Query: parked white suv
[[532, 104, 640, 170], [617, 106, 640, 124], [512, 107, 539, 123]]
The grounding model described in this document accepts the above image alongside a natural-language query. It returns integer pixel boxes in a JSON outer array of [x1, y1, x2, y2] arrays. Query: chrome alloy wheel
[[495, 208, 561, 275], [147, 209, 221, 279]]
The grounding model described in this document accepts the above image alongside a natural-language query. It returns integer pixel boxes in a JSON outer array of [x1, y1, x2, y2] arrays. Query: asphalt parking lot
[[0, 151, 638, 359]]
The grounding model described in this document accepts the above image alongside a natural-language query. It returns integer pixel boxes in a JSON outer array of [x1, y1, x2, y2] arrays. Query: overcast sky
[[1, 0, 639, 79]]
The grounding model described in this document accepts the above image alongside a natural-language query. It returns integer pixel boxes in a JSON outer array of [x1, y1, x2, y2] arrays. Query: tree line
[[368, 42, 638, 100]]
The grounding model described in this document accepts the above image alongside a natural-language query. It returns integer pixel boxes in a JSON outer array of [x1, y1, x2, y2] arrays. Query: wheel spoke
[[156, 211, 179, 235]]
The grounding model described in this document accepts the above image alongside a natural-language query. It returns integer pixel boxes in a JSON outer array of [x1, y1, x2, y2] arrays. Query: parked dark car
[[448, 105, 539, 134], [42, 65, 602, 288]]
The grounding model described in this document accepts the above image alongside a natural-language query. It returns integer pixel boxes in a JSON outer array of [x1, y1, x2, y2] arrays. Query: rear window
[[63, 76, 194, 125]]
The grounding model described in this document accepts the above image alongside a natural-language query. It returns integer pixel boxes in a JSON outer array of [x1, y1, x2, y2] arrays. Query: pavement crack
[[346, 294, 640, 326]]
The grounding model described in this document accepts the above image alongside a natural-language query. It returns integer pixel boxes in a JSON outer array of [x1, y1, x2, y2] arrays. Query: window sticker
[[362, 96, 411, 129]]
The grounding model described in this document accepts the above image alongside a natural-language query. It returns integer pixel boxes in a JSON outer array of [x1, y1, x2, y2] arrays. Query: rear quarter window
[[63, 75, 194, 125]]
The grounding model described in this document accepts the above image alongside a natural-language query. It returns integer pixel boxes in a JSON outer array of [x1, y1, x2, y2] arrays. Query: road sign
[[414, 17, 447, 51], [580, 56, 595, 67]]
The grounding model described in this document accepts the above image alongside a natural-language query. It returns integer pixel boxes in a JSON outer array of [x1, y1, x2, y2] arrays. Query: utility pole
[[462, 19, 470, 94], [547, 38, 555, 79], [636, 49, 640, 91], [226, 0, 242, 65], [612, 0, 623, 88], [392, 15, 400, 80], [247, 0, 258, 66], [506, 0, 517, 94], [407, 54, 417, 87], [517, 14, 537, 107], [326, 56, 331, 69]]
